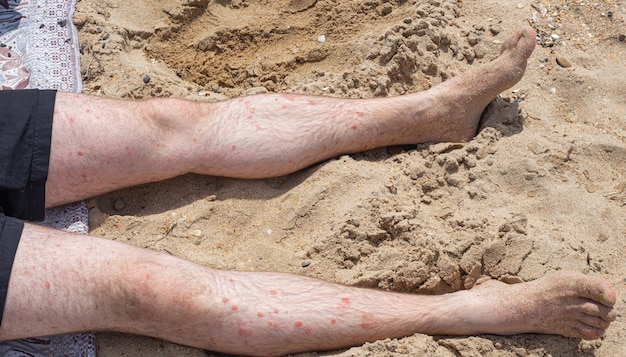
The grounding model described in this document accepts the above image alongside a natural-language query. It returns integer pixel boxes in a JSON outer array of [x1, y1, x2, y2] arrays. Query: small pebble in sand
[[377, 3, 393, 16], [114, 198, 125, 211], [619, 34, 625, 42], [142, 74, 151, 83], [556, 57, 572, 68], [301, 260, 311, 268], [317, 34, 326, 43]]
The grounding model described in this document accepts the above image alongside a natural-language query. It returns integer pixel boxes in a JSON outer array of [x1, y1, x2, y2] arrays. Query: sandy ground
[[72, 0, 625, 356]]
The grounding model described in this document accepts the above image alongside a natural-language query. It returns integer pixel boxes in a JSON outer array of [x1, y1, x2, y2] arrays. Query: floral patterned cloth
[[0, 0, 96, 355]]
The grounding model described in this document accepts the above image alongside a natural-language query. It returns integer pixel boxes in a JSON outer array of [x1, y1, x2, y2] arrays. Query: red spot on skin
[[331, 319, 336, 325], [231, 305, 238, 311], [360, 315, 380, 330], [81, 174, 87, 180], [355, 111, 364, 117], [85, 109, 91, 114], [338, 298, 350, 309], [257, 312, 264, 318], [273, 309, 279, 314], [68, 117, 75, 123], [53, 109, 59, 115], [77, 151, 84, 156], [267, 322, 279, 329], [222, 298, 229, 304], [247, 115, 253, 120], [281, 105, 288, 109], [229, 279, 235, 283], [270, 290, 278, 296], [43, 281, 50, 289], [304, 328, 312, 334], [238, 327, 253, 336], [193, 138, 197, 142], [294, 321, 303, 328], [231, 145, 237, 151], [351, 125, 358, 130], [281, 94, 296, 101], [361, 321, 378, 330], [307, 100, 317, 105]]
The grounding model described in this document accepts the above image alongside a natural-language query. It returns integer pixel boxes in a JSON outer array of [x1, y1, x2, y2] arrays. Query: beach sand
[[73, 0, 625, 355]]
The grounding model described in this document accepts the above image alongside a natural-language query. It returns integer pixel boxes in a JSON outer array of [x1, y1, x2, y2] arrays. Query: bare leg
[[46, 26, 535, 207], [1, 224, 616, 356]]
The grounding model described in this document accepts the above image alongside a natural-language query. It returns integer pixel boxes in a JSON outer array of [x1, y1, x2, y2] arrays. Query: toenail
[[598, 293, 607, 304]]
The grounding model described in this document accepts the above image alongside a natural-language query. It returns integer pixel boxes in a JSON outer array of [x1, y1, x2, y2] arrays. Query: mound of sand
[[74, 0, 625, 355]]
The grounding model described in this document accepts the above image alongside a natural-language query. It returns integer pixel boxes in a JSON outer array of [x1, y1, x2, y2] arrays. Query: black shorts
[[0, 89, 56, 325]]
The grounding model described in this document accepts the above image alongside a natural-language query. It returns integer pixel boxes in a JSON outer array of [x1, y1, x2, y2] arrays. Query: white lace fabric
[[0, 0, 96, 355]]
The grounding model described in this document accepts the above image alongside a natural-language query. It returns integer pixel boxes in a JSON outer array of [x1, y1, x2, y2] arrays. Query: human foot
[[400, 25, 536, 143], [446, 271, 618, 339]]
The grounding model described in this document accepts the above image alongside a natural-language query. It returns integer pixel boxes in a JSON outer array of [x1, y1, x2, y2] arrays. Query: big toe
[[582, 278, 617, 307], [548, 271, 616, 307], [500, 25, 536, 59]]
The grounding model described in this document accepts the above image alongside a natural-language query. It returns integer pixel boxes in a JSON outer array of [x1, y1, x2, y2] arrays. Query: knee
[[143, 97, 204, 134], [113, 257, 215, 330]]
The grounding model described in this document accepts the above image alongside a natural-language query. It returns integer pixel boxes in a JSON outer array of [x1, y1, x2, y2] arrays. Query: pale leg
[[46, 26, 536, 207], [0, 223, 617, 356]]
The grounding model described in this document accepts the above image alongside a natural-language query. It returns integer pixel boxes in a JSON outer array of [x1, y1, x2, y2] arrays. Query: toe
[[584, 285, 616, 308], [579, 314, 611, 330], [500, 26, 536, 56], [607, 308, 619, 322], [577, 300, 617, 320], [574, 321, 606, 340], [564, 273, 617, 307]]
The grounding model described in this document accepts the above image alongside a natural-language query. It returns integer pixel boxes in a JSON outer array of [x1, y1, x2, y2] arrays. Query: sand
[[73, 0, 625, 355]]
